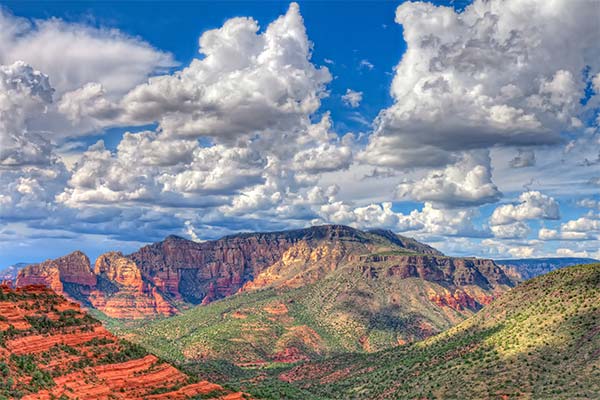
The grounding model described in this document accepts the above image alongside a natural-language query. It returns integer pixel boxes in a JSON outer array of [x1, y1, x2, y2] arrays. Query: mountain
[[121, 227, 512, 366], [128, 225, 442, 304], [271, 263, 600, 399], [0, 263, 29, 283], [14, 225, 459, 319], [0, 284, 246, 399], [496, 257, 599, 281]]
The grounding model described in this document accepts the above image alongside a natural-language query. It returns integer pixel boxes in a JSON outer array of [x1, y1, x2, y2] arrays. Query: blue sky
[[3, 0, 409, 142], [1, 0, 599, 265]]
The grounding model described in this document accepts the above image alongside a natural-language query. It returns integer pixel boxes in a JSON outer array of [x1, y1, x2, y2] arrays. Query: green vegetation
[[121, 262, 484, 367], [257, 263, 600, 399]]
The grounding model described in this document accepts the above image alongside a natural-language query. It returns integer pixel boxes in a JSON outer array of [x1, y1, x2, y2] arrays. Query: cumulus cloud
[[490, 191, 560, 226], [2, 1, 599, 262], [341, 89, 363, 108], [482, 238, 543, 259], [555, 248, 599, 259], [0, 61, 71, 224], [560, 215, 600, 240], [0, 61, 54, 166], [360, 0, 600, 168], [396, 151, 501, 208], [316, 200, 486, 238], [491, 221, 530, 239], [489, 191, 560, 239], [538, 228, 559, 241], [57, 4, 351, 225], [72, 3, 331, 142], [0, 9, 175, 95]]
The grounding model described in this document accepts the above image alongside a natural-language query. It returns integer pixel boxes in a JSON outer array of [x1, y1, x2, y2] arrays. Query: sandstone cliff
[[17, 251, 177, 319]]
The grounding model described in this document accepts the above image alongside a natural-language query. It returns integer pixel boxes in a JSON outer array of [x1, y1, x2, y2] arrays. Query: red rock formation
[[17, 252, 177, 319], [16, 252, 95, 299], [16, 225, 513, 318], [16, 251, 96, 290], [359, 255, 512, 287], [94, 252, 143, 288], [0, 285, 246, 400]]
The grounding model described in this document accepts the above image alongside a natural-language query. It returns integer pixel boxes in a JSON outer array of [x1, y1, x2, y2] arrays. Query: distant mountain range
[[496, 257, 599, 281], [0, 262, 29, 282], [8, 226, 600, 399]]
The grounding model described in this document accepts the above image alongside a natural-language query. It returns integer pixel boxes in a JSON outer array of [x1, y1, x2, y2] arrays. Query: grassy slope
[[120, 262, 492, 367], [274, 263, 600, 399]]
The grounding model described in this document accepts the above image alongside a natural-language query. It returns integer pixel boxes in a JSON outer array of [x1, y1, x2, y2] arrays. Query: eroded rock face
[[130, 233, 298, 303], [17, 251, 176, 319], [358, 255, 512, 288], [16, 251, 96, 299], [0, 285, 245, 400], [95, 252, 143, 288]]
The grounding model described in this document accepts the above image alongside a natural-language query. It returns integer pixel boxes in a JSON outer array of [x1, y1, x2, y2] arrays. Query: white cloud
[[0, 61, 54, 167], [538, 213, 600, 241], [74, 3, 331, 142], [538, 228, 559, 240], [396, 150, 501, 208], [491, 221, 530, 239], [489, 191, 560, 239], [481, 238, 543, 259], [0, 9, 175, 95], [490, 191, 560, 226], [341, 89, 363, 108], [315, 200, 485, 238], [561, 216, 600, 233], [359, 59, 374, 70], [555, 248, 600, 259], [2, 0, 599, 263], [578, 198, 600, 210], [360, 0, 600, 168], [57, 4, 350, 223]]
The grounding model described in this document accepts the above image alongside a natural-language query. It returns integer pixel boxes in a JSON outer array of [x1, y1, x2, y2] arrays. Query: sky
[[1, 0, 599, 266]]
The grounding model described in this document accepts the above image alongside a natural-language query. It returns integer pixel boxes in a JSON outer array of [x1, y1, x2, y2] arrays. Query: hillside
[[122, 249, 512, 366], [272, 263, 600, 399], [0, 284, 245, 400], [497, 257, 599, 281]]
